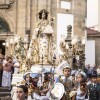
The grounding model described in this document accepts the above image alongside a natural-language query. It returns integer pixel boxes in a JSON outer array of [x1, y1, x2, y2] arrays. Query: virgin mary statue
[[29, 9, 56, 64]]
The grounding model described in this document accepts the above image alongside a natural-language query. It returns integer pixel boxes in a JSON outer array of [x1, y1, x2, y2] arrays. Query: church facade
[[0, 0, 86, 56]]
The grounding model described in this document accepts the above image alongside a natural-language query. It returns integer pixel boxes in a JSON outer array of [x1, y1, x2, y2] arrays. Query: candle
[[66, 44, 69, 49], [82, 38, 86, 45], [71, 38, 77, 45], [29, 48, 32, 52], [24, 37, 28, 43], [32, 34, 36, 40], [24, 44, 28, 49], [2, 43, 5, 46], [6, 42, 9, 47], [14, 36, 19, 44], [27, 52, 31, 59], [10, 39, 13, 44]]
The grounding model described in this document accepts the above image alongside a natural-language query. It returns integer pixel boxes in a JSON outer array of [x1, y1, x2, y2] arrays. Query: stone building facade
[[87, 28, 100, 66], [0, 0, 87, 55]]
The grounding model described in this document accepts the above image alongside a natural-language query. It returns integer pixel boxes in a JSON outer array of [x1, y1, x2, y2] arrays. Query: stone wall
[[88, 36, 100, 66], [0, 0, 87, 55], [73, 0, 86, 37]]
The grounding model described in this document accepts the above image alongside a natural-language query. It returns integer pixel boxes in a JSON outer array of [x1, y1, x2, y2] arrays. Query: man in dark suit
[[88, 74, 100, 100]]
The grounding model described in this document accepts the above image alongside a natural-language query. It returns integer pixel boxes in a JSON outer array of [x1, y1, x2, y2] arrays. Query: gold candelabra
[[5, 35, 31, 73], [60, 25, 86, 70]]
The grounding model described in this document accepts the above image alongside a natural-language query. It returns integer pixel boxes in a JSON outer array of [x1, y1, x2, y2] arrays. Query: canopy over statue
[[29, 9, 56, 65]]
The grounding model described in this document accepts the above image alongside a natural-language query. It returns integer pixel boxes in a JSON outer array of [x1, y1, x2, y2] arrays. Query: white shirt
[[97, 68, 100, 75]]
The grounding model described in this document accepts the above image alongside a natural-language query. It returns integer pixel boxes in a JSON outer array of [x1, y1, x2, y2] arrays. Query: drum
[[50, 83, 65, 100]]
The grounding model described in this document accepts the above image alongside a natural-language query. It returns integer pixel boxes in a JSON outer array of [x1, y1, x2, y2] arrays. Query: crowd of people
[[0, 8, 99, 100], [0, 53, 100, 100], [84, 64, 100, 78]]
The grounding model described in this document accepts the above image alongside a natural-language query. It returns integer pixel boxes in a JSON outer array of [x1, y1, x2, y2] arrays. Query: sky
[[87, 0, 98, 27]]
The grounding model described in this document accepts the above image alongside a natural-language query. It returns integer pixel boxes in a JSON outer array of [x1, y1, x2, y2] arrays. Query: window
[[0, 17, 10, 32], [0, 0, 10, 4], [61, 1, 71, 9]]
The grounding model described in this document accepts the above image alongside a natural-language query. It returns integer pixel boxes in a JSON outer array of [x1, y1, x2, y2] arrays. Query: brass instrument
[[58, 76, 73, 100]]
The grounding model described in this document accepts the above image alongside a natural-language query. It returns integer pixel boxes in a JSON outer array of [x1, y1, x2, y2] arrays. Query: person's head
[[87, 64, 90, 68], [38, 9, 49, 20], [16, 85, 28, 100], [32, 77, 39, 83], [76, 73, 84, 83], [44, 72, 53, 81], [24, 73, 31, 83], [5, 56, 12, 63], [91, 74, 97, 83], [43, 68, 54, 81], [30, 73, 40, 83], [63, 66, 71, 77], [80, 80, 87, 91], [71, 74, 75, 80], [8, 58, 12, 63], [48, 72, 53, 79]]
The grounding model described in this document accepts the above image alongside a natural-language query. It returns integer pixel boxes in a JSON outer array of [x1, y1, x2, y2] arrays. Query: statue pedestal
[[31, 64, 54, 72], [11, 73, 24, 86]]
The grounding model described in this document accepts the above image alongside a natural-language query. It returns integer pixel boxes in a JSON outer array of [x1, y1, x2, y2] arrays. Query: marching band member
[[23, 72, 32, 87], [56, 64, 74, 100], [12, 71, 33, 100], [88, 74, 100, 100], [41, 68, 54, 90], [38, 68, 54, 97], [23, 72, 34, 100], [71, 70, 78, 87], [30, 73, 50, 100], [75, 71, 88, 100]]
